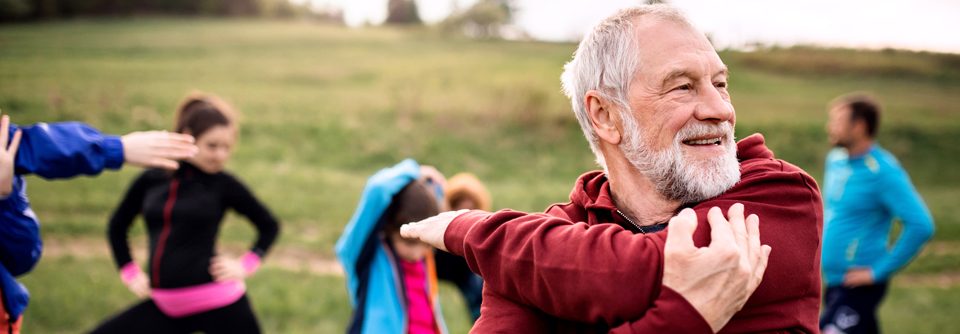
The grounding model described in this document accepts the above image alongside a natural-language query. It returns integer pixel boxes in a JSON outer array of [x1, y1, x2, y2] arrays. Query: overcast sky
[[304, 0, 960, 53]]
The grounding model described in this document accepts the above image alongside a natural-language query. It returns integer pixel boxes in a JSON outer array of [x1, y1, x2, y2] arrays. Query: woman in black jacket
[[90, 92, 280, 334]]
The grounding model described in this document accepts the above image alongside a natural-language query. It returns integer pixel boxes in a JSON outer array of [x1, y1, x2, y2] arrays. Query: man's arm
[[403, 205, 767, 333], [854, 168, 935, 285]]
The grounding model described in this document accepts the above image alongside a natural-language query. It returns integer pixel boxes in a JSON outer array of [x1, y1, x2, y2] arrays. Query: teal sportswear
[[821, 144, 935, 286]]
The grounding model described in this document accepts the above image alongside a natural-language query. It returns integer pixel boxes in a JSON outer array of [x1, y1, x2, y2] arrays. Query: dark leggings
[[89, 294, 261, 334], [820, 283, 888, 334]]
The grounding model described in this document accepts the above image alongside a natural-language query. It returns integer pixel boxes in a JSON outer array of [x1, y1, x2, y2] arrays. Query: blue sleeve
[[10, 122, 124, 179], [334, 159, 420, 306], [0, 175, 42, 276], [872, 167, 935, 281]]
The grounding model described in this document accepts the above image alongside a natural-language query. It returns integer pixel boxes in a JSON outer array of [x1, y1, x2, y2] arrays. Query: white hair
[[560, 4, 695, 170]]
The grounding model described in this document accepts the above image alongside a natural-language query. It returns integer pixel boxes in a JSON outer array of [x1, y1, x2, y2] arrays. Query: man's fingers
[[746, 213, 761, 265], [753, 245, 772, 288], [665, 208, 698, 252], [399, 221, 421, 239], [727, 203, 748, 252], [707, 206, 735, 247], [8, 130, 21, 157]]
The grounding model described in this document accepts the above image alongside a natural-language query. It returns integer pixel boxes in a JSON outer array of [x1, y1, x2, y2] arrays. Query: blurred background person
[[90, 92, 280, 334], [435, 173, 489, 321], [0, 110, 197, 334], [336, 159, 448, 334], [821, 92, 935, 334]]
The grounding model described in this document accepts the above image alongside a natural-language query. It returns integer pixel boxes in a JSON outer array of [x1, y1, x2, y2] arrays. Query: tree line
[[0, 0, 519, 40], [0, 0, 308, 21]]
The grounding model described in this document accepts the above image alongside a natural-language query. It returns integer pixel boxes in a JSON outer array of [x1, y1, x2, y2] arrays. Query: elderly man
[[403, 4, 822, 334], [820, 93, 934, 334]]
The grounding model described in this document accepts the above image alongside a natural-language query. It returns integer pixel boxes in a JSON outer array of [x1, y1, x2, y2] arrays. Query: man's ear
[[586, 90, 622, 145]]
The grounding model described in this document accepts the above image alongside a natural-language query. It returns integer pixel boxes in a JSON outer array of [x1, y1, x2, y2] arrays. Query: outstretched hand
[[121, 131, 197, 170], [400, 209, 470, 252], [662, 204, 771, 333], [0, 111, 23, 199]]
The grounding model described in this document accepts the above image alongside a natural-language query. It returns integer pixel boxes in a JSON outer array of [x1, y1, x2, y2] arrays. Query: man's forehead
[[630, 19, 723, 79]]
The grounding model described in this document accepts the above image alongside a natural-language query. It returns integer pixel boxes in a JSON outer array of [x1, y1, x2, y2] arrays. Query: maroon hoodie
[[443, 134, 823, 333]]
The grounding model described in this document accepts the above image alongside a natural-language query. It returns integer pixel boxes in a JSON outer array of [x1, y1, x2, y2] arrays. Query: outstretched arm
[[10, 121, 195, 179], [403, 205, 768, 333]]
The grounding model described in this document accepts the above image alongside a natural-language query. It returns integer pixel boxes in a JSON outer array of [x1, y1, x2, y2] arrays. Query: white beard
[[619, 114, 740, 204]]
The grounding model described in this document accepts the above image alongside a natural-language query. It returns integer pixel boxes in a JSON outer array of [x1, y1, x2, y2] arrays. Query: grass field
[[1, 19, 959, 333]]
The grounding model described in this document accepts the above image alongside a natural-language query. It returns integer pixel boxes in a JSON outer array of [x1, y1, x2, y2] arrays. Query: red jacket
[[444, 134, 823, 333]]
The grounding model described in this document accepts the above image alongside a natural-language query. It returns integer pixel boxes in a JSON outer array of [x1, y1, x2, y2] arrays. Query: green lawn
[[1, 18, 958, 333]]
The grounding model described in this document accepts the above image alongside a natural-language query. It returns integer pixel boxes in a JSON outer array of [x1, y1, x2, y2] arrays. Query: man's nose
[[693, 82, 733, 122]]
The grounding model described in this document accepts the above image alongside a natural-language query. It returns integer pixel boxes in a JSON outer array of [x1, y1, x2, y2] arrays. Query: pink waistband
[[151, 280, 246, 318]]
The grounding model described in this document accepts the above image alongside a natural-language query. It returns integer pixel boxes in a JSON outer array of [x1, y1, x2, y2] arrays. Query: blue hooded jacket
[[1, 122, 124, 320], [335, 159, 448, 334]]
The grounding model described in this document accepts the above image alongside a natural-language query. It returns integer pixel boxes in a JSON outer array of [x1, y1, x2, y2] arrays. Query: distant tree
[[440, 0, 516, 39], [307, 3, 345, 25], [385, 0, 421, 25]]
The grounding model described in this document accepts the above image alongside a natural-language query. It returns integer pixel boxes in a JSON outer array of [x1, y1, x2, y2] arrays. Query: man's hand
[[400, 209, 470, 252], [842, 267, 875, 287], [0, 112, 23, 199], [209, 256, 247, 282], [662, 204, 772, 333], [121, 131, 197, 170]]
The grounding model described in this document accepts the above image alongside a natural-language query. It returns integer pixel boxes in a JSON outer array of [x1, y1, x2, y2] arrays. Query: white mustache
[[676, 122, 734, 143]]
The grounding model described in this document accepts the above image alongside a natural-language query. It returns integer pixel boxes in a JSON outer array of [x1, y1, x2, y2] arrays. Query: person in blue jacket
[[0, 110, 197, 332], [336, 159, 449, 334], [820, 93, 935, 334]]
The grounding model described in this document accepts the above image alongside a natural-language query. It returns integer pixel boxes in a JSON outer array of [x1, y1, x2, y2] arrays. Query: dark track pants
[[820, 283, 888, 334], [89, 294, 261, 334]]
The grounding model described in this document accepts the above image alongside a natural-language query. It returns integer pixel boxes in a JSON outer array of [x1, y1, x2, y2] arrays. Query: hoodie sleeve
[[444, 209, 709, 330], [11, 122, 124, 179]]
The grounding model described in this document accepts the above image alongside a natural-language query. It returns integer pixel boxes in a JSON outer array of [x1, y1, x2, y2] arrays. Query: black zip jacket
[[108, 162, 280, 288]]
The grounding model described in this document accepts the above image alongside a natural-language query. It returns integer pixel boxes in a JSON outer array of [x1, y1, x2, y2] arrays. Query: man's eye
[[715, 82, 727, 88], [675, 84, 691, 91]]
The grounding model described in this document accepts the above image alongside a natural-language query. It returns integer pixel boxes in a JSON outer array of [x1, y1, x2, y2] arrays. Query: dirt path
[[41, 236, 343, 276]]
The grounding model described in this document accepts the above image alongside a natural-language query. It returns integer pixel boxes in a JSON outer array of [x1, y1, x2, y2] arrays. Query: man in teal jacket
[[820, 93, 935, 334]]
